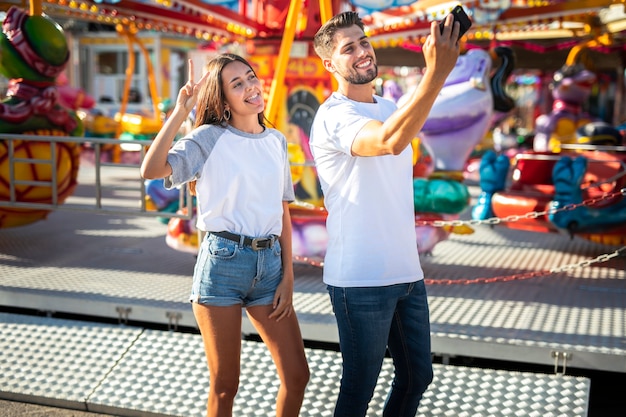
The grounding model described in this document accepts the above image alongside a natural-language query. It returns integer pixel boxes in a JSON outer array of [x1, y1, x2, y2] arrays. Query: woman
[[141, 54, 309, 417]]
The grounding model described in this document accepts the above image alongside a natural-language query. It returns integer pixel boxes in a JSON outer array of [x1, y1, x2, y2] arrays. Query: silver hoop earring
[[224, 109, 231, 121]]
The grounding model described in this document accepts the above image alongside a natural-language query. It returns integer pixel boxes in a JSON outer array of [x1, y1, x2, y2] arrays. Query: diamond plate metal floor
[[0, 312, 590, 417]]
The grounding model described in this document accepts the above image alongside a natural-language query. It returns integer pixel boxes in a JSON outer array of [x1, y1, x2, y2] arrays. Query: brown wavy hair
[[188, 54, 266, 195]]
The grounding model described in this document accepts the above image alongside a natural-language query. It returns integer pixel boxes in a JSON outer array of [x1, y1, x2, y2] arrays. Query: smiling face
[[222, 60, 265, 120], [194, 54, 266, 129], [325, 25, 378, 86]]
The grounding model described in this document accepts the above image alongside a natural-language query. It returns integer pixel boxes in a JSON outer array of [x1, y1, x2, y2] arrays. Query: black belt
[[211, 231, 276, 251]]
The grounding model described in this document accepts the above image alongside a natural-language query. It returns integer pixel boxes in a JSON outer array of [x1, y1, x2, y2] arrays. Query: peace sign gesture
[[140, 59, 211, 180], [175, 59, 211, 114]]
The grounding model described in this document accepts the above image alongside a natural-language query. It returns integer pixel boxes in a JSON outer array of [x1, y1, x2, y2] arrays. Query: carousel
[[1, 0, 626, 261]]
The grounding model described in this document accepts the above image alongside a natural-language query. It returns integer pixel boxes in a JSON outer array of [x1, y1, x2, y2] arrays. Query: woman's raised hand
[[176, 59, 210, 113]]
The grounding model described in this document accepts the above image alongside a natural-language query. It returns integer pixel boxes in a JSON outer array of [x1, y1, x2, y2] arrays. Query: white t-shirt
[[309, 92, 424, 287], [164, 124, 294, 237]]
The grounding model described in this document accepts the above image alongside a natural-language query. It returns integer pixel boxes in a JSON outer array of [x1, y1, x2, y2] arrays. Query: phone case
[[439, 5, 472, 40]]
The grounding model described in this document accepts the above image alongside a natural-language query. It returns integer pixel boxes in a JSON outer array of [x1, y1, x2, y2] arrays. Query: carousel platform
[[0, 157, 624, 416]]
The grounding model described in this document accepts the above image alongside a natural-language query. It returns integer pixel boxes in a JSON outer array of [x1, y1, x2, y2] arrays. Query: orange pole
[[565, 34, 612, 67], [266, 0, 300, 126], [319, 0, 333, 23], [318, 0, 336, 91], [30, 0, 42, 16], [134, 35, 161, 120], [117, 30, 135, 138], [112, 27, 137, 163]]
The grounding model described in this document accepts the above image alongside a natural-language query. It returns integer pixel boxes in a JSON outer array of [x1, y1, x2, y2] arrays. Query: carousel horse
[[418, 47, 515, 177], [411, 46, 516, 253], [533, 15, 612, 153], [0, 6, 82, 228], [533, 64, 597, 152]]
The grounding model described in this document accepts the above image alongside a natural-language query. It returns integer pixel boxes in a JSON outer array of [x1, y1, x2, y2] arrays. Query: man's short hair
[[313, 11, 365, 59]]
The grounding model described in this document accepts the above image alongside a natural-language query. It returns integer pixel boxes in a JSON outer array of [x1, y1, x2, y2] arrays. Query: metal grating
[[0, 313, 590, 417]]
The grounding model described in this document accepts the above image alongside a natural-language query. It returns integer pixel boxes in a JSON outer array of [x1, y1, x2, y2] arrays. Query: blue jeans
[[328, 280, 433, 417]]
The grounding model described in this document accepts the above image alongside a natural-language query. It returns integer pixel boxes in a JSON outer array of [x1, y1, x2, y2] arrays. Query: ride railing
[[560, 143, 626, 152], [0, 133, 193, 220]]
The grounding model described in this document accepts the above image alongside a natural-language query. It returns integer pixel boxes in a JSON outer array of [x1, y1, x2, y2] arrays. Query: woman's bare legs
[[246, 305, 310, 417], [193, 303, 243, 417]]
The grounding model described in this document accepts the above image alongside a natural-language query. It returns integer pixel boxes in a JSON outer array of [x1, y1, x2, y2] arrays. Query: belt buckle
[[251, 236, 273, 251], [251, 237, 267, 251]]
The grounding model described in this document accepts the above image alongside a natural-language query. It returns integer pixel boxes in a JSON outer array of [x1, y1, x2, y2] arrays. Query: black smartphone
[[439, 5, 472, 40]]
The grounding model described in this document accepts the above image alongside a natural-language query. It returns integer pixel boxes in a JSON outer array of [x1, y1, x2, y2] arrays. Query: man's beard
[[342, 64, 378, 85]]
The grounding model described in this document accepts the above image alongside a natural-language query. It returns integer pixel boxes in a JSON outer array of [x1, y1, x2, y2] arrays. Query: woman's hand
[[175, 59, 210, 114], [141, 59, 209, 180], [268, 270, 295, 322]]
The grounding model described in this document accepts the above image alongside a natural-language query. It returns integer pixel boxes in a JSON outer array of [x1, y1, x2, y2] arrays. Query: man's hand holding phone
[[439, 5, 472, 41]]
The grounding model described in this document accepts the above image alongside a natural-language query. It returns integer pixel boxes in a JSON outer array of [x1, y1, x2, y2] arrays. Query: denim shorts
[[189, 232, 283, 307]]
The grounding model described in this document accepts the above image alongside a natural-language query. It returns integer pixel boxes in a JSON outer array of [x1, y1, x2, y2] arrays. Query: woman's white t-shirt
[[164, 124, 294, 237]]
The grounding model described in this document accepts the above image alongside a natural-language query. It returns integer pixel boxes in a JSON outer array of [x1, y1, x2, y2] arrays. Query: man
[[309, 11, 460, 417]]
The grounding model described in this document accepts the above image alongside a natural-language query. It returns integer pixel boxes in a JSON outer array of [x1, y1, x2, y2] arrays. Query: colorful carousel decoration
[[0, 4, 83, 228], [472, 17, 626, 246], [4, 0, 625, 257]]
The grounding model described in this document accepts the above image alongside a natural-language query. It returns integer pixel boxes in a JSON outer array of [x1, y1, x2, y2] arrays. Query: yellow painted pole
[[134, 35, 161, 120], [266, 0, 301, 126], [161, 48, 171, 103], [319, 0, 333, 23], [566, 34, 612, 65], [318, 0, 336, 91], [30, 0, 42, 16], [112, 28, 136, 163], [117, 30, 135, 138]]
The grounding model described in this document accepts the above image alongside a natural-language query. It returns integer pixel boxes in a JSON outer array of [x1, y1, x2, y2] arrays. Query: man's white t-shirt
[[164, 124, 294, 237], [309, 92, 424, 287]]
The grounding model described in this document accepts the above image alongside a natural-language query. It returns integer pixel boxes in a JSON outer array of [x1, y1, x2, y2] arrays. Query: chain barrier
[[415, 186, 626, 284], [295, 246, 626, 283], [424, 246, 626, 285], [580, 166, 626, 191], [415, 187, 626, 228], [297, 188, 626, 281]]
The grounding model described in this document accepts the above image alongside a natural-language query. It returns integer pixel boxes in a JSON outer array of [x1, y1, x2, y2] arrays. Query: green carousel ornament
[[0, 5, 82, 227]]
